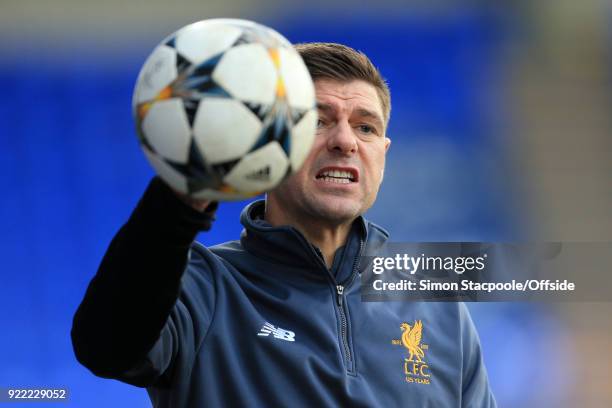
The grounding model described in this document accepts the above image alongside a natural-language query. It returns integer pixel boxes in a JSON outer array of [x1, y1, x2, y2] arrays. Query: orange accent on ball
[[219, 184, 237, 193], [268, 48, 281, 68], [157, 86, 173, 100], [268, 48, 286, 98], [138, 102, 152, 120]]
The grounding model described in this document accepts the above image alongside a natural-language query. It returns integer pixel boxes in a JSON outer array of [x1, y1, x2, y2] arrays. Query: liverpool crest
[[392, 320, 431, 385]]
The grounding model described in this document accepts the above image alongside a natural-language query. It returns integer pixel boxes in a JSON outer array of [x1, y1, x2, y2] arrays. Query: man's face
[[271, 78, 391, 224]]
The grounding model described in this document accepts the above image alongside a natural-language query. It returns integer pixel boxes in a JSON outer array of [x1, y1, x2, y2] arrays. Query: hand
[[154, 176, 218, 213], [173, 191, 214, 213]]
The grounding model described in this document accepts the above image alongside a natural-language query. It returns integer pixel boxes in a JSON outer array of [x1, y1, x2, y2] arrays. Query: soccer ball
[[132, 19, 317, 200]]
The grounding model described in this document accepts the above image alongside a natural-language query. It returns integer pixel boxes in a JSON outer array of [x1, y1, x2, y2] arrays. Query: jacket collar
[[239, 200, 389, 281]]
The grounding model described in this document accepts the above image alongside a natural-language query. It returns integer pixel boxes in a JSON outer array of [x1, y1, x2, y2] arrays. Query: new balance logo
[[245, 166, 271, 181], [257, 322, 295, 342]]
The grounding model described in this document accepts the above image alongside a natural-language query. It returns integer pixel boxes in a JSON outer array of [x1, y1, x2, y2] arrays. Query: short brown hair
[[294, 42, 391, 126]]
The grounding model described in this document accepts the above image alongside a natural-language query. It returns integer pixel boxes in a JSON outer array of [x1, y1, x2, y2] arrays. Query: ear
[[384, 137, 391, 152]]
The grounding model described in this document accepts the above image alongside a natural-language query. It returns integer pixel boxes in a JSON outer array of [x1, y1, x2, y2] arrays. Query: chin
[[308, 198, 362, 223]]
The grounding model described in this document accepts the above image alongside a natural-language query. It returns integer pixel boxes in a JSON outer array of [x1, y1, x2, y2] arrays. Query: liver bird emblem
[[400, 320, 425, 362]]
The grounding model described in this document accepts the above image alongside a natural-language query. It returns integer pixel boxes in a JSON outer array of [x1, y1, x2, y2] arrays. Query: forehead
[[314, 79, 384, 120]]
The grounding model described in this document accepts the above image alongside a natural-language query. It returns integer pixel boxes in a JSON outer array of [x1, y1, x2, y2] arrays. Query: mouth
[[315, 167, 359, 184]]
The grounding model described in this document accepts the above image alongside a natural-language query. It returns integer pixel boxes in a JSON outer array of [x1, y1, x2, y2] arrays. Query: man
[[72, 42, 496, 407]]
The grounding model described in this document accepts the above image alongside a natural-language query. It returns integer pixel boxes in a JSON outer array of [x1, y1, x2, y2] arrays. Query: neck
[[264, 201, 354, 268]]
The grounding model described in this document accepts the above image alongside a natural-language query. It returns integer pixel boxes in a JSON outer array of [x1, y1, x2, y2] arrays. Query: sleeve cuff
[[128, 177, 218, 246]]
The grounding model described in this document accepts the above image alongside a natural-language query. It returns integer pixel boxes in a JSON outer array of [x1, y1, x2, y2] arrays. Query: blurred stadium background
[[1, 1, 611, 406]]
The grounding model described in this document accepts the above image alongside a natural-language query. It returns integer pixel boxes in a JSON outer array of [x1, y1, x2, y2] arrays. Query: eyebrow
[[316, 103, 335, 114], [355, 108, 384, 129], [317, 103, 384, 129]]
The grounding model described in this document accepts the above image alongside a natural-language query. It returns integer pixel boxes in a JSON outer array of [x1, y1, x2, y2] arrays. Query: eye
[[358, 124, 376, 134], [316, 119, 326, 129]]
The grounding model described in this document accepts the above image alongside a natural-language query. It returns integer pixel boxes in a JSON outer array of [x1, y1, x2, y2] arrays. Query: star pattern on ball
[[166, 38, 233, 126], [243, 101, 310, 156], [135, 21, 316, 199]]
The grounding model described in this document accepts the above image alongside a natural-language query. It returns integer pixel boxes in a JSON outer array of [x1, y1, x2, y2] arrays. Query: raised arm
[[71, 177, 217, 380]]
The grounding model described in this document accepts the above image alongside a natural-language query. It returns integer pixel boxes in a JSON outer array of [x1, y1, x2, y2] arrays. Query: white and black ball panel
[[143, 148, 189, 194], [192, 98, 262, 165], [141, 98, 192, 163], [223, 141, 289, 192], [133, 45, 177, 104], [289, 109, 317, 170], [223, 19, 289, 49], [213, 43, 277, 105], [174, 21, 242, 64], [170, 141, 224, 194], [278, 47, 315, 110]]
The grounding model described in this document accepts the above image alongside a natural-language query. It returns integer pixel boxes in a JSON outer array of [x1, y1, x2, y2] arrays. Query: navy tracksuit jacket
[[72, 178, 496, 407]]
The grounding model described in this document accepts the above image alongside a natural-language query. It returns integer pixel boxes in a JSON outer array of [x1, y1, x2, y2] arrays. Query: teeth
[[321, 176, 351, 184], [320, 170, 353, 180]]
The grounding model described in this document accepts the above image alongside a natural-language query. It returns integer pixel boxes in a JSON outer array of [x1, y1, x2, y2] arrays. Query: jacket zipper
[[335, 238, 363, 374], [290, 228, 364, 374], [336, 284, 352, 369]]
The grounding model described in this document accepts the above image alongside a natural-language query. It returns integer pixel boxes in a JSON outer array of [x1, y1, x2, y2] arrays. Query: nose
[[326, 120, 357, 155]]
